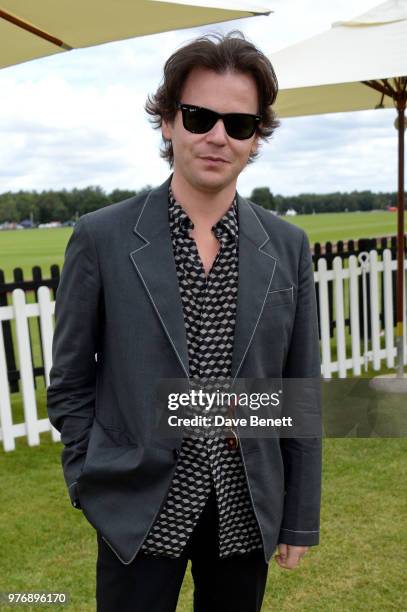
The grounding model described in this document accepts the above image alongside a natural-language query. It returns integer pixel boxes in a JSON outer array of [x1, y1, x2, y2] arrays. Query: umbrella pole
[[363, 79, 406, 376], [395, 98, 406, 377]]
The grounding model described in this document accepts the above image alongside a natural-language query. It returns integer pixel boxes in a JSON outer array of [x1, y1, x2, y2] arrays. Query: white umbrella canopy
[[0, 0, 270, 70], [272, 0, 407, 117], [271, 0, 407, 375]]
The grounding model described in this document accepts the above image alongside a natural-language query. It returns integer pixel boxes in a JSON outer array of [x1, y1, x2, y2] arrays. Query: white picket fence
[[0, 249, 406, 451], [316, 249, 406, 377], [0, 286, 59, 451]]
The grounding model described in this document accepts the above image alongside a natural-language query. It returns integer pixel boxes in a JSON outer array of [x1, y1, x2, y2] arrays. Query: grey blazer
[[47, 174, 322, 565]]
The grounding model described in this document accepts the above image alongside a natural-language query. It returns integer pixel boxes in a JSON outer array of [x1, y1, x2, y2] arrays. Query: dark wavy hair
[[145, 31, 280, 167]]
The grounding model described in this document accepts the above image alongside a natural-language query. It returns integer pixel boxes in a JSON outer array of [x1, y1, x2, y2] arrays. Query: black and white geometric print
[[140, 185, 263, 559]]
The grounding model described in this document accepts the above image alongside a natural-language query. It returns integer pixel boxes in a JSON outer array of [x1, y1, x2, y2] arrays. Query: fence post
[[369, 250, 381, 371], [347, 239, 356, 258], [0, 319, 15, 451], [33, 266, 46, 389], [317, 258, 332, 378], [0, 269, 19, 393], [12, 289, 40, 446], [325, 242, 334, 337], [38, 286, 60, 442], [358, 239, 372, 340], [333, 256, 347, 378], [50, 265, 60, 301], [348, 255, 361, 375], [382, 249, 395, 368]]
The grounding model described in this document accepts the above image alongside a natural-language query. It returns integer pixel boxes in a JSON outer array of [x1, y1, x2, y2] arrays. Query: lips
[[200, 156, 230, 163]]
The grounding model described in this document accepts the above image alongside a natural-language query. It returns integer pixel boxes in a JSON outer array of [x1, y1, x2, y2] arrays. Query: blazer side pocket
[[266, 286, 294, 307]]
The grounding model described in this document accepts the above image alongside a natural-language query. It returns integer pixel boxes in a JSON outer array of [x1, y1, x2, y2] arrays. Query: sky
[[0, 0, 401, 198]]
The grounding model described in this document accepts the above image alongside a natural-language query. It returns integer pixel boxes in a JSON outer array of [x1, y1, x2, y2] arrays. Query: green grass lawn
[[1, 211, 406, 611], [285, 210, 399, 244], [0, 430, 405, 611], [0, 210, 400, 282], [0, 227, 71, 283]]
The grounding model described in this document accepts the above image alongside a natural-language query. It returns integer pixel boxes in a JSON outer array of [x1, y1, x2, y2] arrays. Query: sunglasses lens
[[180, 104, 258, 140], [182, 107, 217, 134], [224, 114, 257, 140]]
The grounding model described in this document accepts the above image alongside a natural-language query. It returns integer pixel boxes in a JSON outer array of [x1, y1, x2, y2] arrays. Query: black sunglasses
[[176, 102, 261, 140]]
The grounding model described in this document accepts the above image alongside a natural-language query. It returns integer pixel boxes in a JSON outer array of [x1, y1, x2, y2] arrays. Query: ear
[[162, 118, 172, 141], [250, 134, 260, 156]]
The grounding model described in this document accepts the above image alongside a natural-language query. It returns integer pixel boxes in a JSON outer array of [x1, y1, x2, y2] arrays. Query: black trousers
[[96, 485, 269, 612]]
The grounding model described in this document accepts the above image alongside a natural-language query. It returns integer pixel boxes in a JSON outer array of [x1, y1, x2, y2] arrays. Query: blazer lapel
[[129, 177, 279, 383], [129, 177, 190, 379], [231, 194, 278, 381]]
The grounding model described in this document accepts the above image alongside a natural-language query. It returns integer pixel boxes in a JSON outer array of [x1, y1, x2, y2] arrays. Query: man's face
[[162, 67, 259, 194]]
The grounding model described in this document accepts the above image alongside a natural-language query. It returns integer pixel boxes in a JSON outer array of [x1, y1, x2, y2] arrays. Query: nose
[[206, 118, 228, 144]]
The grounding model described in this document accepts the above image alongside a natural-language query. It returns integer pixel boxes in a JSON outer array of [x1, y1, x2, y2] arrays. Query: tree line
[[0, 185, 399, 224], [249, 187, 398, 215], [0, 187, 152, 224]]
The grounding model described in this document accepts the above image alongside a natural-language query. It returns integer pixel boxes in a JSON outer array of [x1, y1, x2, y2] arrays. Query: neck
[[170, 172, 236, 231]]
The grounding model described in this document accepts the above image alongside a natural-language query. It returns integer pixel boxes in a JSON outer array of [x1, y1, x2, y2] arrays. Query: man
[[47, 31, 322, 612]]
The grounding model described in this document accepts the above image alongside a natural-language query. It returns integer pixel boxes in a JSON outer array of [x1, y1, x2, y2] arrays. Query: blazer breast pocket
[[266, 286, 294, 307]]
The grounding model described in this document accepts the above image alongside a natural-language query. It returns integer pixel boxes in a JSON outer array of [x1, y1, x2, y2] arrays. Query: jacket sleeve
[[47, 214, 101, 509], [279, 230, 322, 546]]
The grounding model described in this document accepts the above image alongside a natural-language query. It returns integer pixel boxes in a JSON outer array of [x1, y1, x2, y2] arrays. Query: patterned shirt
[[140, 186, 263, 559]]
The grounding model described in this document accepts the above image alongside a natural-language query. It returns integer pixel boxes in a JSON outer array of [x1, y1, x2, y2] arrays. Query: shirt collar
[[168, 184, 238, 243]]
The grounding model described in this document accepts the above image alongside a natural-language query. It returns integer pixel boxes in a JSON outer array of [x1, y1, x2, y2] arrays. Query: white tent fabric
[[269, 0, 406, 374], [0, 0, 270, 70], [271, 0, 407, 117]]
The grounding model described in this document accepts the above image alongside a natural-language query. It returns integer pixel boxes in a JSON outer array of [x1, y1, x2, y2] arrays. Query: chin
[[194, 170, 235, 192]]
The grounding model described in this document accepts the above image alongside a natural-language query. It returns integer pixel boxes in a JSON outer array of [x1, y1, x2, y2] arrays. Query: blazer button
[[173, 448, 180, 460]]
